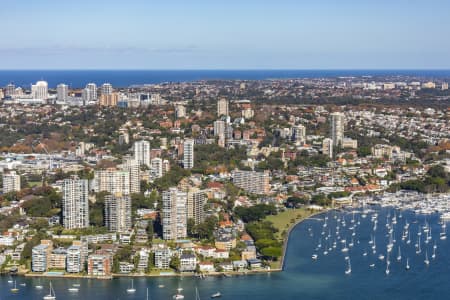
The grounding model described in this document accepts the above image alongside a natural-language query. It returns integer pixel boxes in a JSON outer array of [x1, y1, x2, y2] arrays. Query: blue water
[[0, 207, 448, 299], [1, 70, 450, 88]]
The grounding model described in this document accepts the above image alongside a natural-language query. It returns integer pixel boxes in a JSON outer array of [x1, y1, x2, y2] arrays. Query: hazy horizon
[[1, 1, 450, 70]]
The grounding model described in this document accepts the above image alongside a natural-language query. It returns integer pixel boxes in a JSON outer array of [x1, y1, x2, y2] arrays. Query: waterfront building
[[2, 171, 20, 193], [56, 83, 69, 102], [154, 247, 171, 269], [31, 240, 53, 272], [187, 188, 207, 225], [62, 176, 89, 229], [31, 80, 48, 100], [183, 139, 194, 169], [104, 194, 132, 232], [66, 245, 83, 273], [232, 170, 270, 195], [162, 188, 187, 240], [179, 253, 197, 272], [217, 98, 229, 117], [330, 112, 345, 146], [48, 248, 67, 270], [134, 140, 151, 167], [87, 254, 112, 276]]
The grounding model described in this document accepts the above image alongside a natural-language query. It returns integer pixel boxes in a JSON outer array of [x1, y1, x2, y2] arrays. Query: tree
[[170, 254, 180, 271], [261, 246, 282, 260]]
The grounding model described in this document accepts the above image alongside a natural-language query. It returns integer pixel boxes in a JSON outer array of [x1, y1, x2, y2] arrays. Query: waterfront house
[[247, 258, 262, 269], [232, 260, 248, 271], [119, 262, 134, 274], [198, 261, 215, 273], [179, 253, 197, 272], [218, 262, 233, 272]]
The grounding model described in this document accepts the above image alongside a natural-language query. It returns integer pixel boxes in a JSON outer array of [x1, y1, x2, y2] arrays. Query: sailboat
[[406, 258, 410, 270], [341, 240, 349, 253], [35, 278, 44, 290], [211, 291, 222, 298], [385, 260, 390, 275], [345, 258, 352, 275], [424, 250, 430, 265], [43, 282, 56, 300], [10, 280, 19, 293], [416, 236, 421, 254], [173, 287, 185, 300], [432, 246, 436, 259], [397, 246, 401, 261], [126, 279, 136, 293]]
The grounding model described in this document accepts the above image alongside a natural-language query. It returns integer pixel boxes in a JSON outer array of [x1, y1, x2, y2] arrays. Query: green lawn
[[28, 181, 43, 187], [265, 208, 315, 240]]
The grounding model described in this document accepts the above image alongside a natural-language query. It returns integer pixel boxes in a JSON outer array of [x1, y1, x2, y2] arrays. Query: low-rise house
[[232, 260, 248, 271], [119, 262, 134, 274], [218, 262, 233, 272], [214, 249, 229, 259], [198, 261, 215, 273], [247, 258, 262, 269]]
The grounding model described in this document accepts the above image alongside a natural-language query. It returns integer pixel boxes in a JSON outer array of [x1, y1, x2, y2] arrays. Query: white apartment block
[[330, 112, 345, 146], [217, 98, 229, 117], [232, 170, 270, 195], [187, 188, 207, 225], [183, 139, 194, 169], [62, 176, 89, 229], [2, 171, 20, 193], [162, 188, 187, 240], [94, 169, 131, 195], [104, 194, 132, 232], [134, 140, 151, 167], [66, 245, 82, 273]]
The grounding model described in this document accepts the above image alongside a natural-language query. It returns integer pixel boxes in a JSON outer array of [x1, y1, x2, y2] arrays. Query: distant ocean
[[1, 70, 450, 88]]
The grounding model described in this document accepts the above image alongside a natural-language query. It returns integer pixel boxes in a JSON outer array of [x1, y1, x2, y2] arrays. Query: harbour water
[[1, 70, 450, 88], [1, 207, 449, 299]]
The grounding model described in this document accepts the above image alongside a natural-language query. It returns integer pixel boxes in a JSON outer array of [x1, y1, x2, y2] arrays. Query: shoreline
[[5, 208, 332, 281], [19, 268, 281, 280], [279, 208, 331, 270]]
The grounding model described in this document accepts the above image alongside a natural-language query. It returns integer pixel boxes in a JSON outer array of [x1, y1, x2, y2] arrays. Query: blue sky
[[1, 0, 449, 69]]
